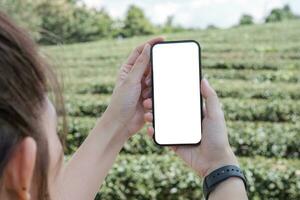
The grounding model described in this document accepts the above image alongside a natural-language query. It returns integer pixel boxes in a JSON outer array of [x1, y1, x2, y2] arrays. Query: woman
[[0, 12, 247, 200]]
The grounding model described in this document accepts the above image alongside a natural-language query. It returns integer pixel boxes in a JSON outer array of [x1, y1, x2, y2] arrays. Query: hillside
[[45, 20, 300, 199]]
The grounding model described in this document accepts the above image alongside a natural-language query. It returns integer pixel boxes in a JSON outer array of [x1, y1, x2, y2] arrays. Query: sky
[[81, 0, 300, 28]]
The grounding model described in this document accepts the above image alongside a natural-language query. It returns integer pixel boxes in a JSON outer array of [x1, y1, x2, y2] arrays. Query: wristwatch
[[203, 165, 247, 200]]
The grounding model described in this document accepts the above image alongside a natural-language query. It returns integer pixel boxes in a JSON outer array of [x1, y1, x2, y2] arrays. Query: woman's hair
[[0, 12, 65, 199]]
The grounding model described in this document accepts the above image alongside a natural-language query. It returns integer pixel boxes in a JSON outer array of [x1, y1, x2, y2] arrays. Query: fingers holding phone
[[143, 74, 238, 177], [104, 37, 164, 138]]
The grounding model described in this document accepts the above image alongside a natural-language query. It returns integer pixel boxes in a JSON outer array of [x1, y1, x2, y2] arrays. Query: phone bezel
[[150, 40, 203, 146]]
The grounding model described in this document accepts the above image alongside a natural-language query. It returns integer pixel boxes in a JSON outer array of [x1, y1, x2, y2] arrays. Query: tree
[[121, 5, 156, 37], [94, 9, 114, 38], [207, 24, 218, 30], [162, 15, 175, 33], [265, 4, 297, 23], [165, 15, 174, 27], [239, 14, 254, 25], [36, 0, 76, 44], [36, 0, 114, 44], [161, 15, 185, 33], [0, 0, 42, 40], [1, 1, 188, 43]]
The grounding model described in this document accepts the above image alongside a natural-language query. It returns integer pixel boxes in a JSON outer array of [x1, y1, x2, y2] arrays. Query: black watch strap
[[203, 165, 247, 200]]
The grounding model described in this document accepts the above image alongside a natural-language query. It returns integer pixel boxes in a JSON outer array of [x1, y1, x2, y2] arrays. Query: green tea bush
[[65, 95, 110, 117], [222, 98, 300, 122], [75, 80, 300, 100], [78, 83, 115, 94], [214, 82, 300, 100], [65, 96, 300, 122], [49, 20, 300, 199], [205, 69, 300, 83], [95, 155, 300, 200], [65, 118, 300, 158], [65, 117, 97, 153], [204, 61, 278, 70], [227, 121, 300, 158]]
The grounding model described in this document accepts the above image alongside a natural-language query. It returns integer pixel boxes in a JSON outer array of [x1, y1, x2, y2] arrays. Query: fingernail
[[144, 43, 151, 54], [203, 78, 209, 86], [146, 77, 151, 86]]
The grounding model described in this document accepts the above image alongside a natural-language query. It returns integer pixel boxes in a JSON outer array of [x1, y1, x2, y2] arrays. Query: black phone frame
[[150, 40, 203, 146]]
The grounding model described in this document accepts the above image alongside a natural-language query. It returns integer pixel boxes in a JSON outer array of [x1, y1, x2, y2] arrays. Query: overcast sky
[[81, 0, 300, 28]]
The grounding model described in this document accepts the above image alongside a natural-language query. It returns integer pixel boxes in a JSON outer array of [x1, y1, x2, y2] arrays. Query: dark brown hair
[[0, 12, 65, 199]]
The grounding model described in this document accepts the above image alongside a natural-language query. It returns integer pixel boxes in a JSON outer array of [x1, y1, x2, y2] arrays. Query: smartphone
[[151, 40, 202, 146]]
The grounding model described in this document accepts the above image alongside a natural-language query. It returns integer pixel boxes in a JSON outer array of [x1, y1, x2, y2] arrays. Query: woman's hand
[[103, 37, 163, 138], [143, 79, 238, 177]]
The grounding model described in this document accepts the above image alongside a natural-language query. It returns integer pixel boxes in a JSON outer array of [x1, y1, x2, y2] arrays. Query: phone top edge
[[151, 40, 201, 51]]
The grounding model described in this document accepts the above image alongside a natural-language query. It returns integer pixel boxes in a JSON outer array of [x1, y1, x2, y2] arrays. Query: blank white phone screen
[[152, 41, 202, 145]]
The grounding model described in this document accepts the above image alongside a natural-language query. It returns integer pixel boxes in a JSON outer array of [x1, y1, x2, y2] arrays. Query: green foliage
[[266, 5, 299, 23], [207, 24, 218, 29], [95, 155, 300, 200], [205, 69, 300, 83], [1, 1, 185, 44], [45, 21, 300, 199], [161, 15, 185, 33], [2, 1, 300, 44], [120, 5, 156, 37], [222, 98, 300, 122], [239, 14, 254, 25], [75, 79, 300, 100], [64, 93, 300, 123], [213, 81, 300, 100], [65, 94, 109, 117], [0, 0, 115, 44], [2, 1, 300, 198], [0, 0, 42, 40], [36, 1, 114, 44], [65, 117, 300, 158]]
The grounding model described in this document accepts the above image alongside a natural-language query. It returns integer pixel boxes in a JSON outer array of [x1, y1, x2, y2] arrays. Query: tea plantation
[[45, 20, 300, 199]]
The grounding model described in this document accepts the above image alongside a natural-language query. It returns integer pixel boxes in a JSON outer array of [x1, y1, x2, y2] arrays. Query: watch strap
[[203, 165, 247, 200]]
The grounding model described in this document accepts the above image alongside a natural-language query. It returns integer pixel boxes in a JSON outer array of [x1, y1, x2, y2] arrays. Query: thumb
[[201, 79, 223, 119], [129, 43, 151, 83]]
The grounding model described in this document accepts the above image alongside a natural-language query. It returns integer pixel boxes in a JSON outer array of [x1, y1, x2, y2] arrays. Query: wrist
[[98, 112, 129, 144], [209, 177, 247, 200], [203, 147, 239, 177]]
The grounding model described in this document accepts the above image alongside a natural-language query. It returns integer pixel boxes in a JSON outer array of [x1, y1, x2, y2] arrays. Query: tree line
[[0, 0, 185, 44], [1, 0, 299, 44], [239, 5, 299, 26]]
